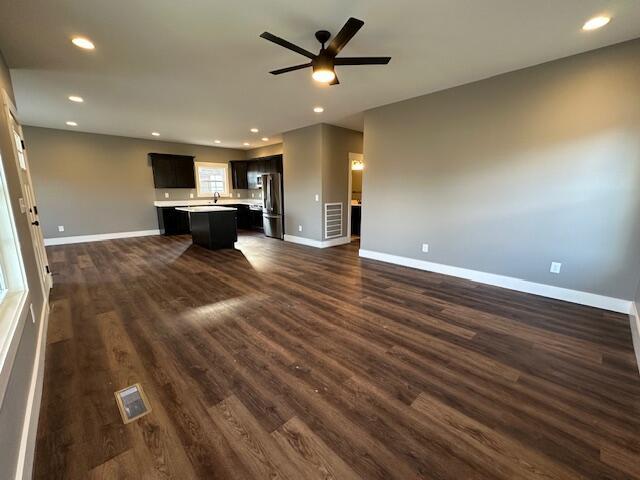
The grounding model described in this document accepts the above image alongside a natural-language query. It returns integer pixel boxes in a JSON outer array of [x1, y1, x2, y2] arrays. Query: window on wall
[[195, 162, 230, 197], [0, 151, 28, 359]]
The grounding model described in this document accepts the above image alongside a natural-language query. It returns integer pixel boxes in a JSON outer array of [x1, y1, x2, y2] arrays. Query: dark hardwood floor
[[35, 232, 640, 479]]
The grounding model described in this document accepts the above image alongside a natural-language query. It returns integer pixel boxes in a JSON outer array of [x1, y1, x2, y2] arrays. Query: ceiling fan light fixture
[[262, 18, 389, 86], [312, 67, 335, 83]]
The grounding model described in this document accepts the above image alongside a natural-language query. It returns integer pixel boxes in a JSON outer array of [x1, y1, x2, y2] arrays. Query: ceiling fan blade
[[329, 74, 340, 86], [269, 63, 312, 75], [260, 32, 316, 59], [334, 56, 391, 65], [325, 17, 364, 57]]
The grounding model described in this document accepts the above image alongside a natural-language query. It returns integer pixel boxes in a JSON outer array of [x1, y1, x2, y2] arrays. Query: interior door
[[5, 102, 52, 294]]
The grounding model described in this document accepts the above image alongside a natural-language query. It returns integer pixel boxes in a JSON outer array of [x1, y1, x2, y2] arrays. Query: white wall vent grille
[[324, 202, 343, 239]]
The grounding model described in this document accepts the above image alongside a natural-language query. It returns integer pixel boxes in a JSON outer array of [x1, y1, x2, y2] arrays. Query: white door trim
[[13, 300, 49, 480], [1, 90, 51, 296]]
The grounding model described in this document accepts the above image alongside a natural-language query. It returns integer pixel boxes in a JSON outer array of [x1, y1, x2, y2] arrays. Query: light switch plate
[[58, 225, 65, 232], [550, 262, 562, 274], [422, 243, 429, 253], [315, 194, 319, 202], [164, 192, 169, 198], [298, 225, 303, 232], [190, 193, 194, 198], [18, 198, 27, 213], [237, 193, 240, 198]]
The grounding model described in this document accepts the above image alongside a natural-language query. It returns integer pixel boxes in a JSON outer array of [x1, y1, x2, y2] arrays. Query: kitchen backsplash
[[154, 188, 263, 201]]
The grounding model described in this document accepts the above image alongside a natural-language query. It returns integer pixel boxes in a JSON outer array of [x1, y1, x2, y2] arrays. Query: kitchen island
[[176, 206, 237, 250]]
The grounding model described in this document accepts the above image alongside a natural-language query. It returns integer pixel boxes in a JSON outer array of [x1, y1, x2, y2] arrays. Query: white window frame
[[0, 148, 29, 406], [194, 161, 230, 198]]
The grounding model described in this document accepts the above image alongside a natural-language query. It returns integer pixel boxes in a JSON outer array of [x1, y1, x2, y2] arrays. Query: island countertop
[[175, 206, 237, 213], [154, 199, 261, 207]]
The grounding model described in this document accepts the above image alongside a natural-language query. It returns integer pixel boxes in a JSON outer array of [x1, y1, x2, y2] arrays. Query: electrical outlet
[[251, 193, 254, 198], [421, 243, 429, 253], [550, 262, 562, 274], [237, 193, 241, 198], [190, 193, 194, 198], [164, 192, 169, 198], [315, 194, 319, 202], [58, 225, 65, 232], [298, 225, 303, 232]]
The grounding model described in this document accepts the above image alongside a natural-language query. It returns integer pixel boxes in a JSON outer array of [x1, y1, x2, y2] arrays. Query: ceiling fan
[[260, 17, 391, 85]]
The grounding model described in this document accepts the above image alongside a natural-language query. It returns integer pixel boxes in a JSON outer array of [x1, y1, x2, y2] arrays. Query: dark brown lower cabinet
[[189, 210, 237, 250], [235, 204, 251, 229], [157, 207, 190, 235], [250, 209, 264, 230]]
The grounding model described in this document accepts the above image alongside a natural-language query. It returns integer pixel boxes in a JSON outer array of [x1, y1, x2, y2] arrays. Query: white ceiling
[[1, 0, 639, 149]]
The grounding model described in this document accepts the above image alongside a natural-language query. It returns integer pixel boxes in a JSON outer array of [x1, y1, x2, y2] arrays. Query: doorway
[[347, 152, 363, 243]]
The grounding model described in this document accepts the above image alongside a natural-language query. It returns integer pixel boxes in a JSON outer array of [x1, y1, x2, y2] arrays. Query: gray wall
[[23, 126, 244, 238], [362, 38, 640, 300], [283, 125, 323, 241], [0, 49, 46, 480], [246, 143, 283, 158]]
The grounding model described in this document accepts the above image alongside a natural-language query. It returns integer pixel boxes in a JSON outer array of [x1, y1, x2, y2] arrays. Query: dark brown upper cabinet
[[150, 153, 196, 188], [230, 161, 249, 189], [239, 154, 283, 190]]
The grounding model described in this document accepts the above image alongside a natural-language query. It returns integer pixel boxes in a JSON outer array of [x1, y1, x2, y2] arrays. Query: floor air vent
[[114, 383, 152, 423]]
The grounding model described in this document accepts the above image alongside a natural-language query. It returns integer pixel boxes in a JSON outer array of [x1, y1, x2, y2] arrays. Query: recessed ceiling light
[[243, 142, 250, 146], [151, 132, 160, 136], [582, 16, 611, 31], [261, 137, 269, 142], [313, 106, 324, 113], [214, 140, 221, 144], [71, 37, 95, 50], [68, 95, 84, 103], [66, 121, 78, 126], [250, 128, 259, 133]]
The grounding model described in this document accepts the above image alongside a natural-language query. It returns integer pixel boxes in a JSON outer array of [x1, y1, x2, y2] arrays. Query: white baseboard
[[44, 229, 160, 246], [14, 300, 49, 480], [284, 234, 350, 249], [359, 249, 631, 314], [630, 302, 640, 375]]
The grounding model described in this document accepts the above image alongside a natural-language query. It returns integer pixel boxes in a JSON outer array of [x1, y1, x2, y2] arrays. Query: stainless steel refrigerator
[[261, 173, 284, 239]]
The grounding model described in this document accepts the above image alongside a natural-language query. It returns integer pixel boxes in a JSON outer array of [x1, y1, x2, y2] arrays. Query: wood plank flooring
[[35, 232, 640, 479]]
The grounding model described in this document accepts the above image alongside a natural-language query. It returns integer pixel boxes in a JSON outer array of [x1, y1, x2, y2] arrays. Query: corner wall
[[362, 38, 640, 302], [282, 125, 323, 241], [282, 124, 362, 243], [322, 125, 363, 239]]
